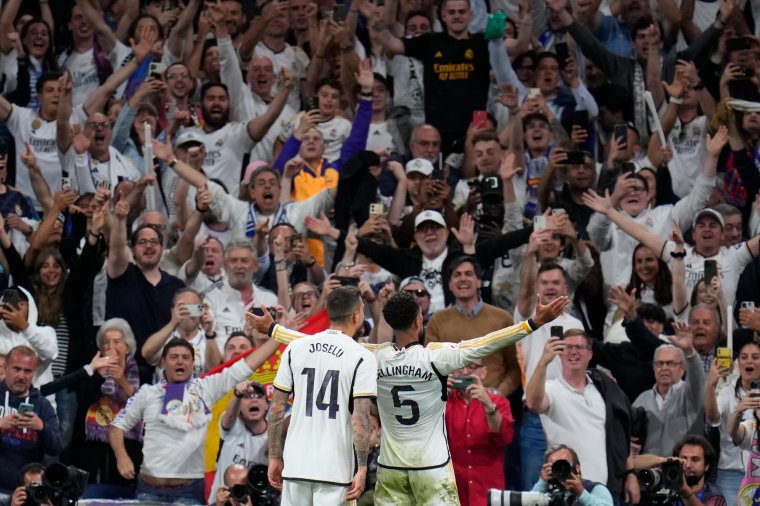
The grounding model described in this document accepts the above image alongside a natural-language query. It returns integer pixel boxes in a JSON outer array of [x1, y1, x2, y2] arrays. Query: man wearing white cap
[[586, 205, 759, 306], [357, 209, 465, 312]]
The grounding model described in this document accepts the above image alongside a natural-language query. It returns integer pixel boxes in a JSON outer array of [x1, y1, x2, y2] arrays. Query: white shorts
[[375, 461, 460, 506], [281, 479, 358, 506]]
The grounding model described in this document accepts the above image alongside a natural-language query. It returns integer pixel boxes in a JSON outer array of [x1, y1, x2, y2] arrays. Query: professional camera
[[23, 481, 53, 506], [636, 460, 683, 505], [487, 489, 563, 506], [550, 460, 572, 482], [225, 465, 279, 506], [44, 463, 89, 506]]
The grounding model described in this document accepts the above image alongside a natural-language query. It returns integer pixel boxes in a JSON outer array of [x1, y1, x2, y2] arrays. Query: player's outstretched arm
[[346, 397, 373, 501], [267, 389, 289, 491], [431, 295, 570, 374], [246, 307, 304, 345]]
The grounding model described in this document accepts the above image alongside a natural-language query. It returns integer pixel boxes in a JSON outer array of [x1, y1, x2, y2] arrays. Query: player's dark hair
[[326, 286, 362, 322], [161, 337, 195, 360], [382, 292, 420, 331]]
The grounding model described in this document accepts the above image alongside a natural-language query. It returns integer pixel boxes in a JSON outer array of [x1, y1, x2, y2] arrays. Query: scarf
[[633, 63, 648, 147], [124, 56, 152, 100], [85, 356, 141, 442], [739, 424, 760, 503], [159, 379, 212, 431], [93, 37, 113, 86]]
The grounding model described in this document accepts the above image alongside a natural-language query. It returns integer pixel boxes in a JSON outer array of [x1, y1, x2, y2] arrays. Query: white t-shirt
[[279, 113, 351, 162], [666, 116, 708, 199], [366, 121, 395, 154], [253, 41, 309, 111], [209, 416, 268, 502], [62, 146, 141, 193], [273, 330, 377, 485], [661, 242, 754, 307], [514, 310, 581, 389], [542, 376, 608, 484], [112, 360, 254, 479], [185, 123, 256, 196], [204, 282, 278, 351], [420, 250, 447, 313], [5, 105, 87, 208]]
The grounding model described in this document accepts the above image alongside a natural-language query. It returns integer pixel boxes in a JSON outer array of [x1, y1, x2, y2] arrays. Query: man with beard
[[141, 288, 222, 380], [180, 70, 293, 196], [210, 381, 270, 503], [106, 198, 185, 382], [204, 241, 279, 348], [109, 336, 281, 504], [0, 346, 60, 494]]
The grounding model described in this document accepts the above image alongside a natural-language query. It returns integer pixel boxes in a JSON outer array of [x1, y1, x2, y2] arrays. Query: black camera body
[[225, 465, 279, 506], [23, 482, 53, 506], [637, 460, 683, 505]]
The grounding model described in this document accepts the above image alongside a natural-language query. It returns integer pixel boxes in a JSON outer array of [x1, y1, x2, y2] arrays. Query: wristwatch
[[485, 404, 498, 415]]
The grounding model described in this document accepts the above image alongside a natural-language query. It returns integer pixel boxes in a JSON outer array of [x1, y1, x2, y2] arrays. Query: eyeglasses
[[86, 120, 111, 129], [653, 360, 681, 368], [629, 186, 647, 194], [294, 291, 318, 299], [166, 72, 190, 80], [465, 363, 484, 371], [564, 344, 591, 352], [413, 140, 441, 148], [135, 238, 161, 246], [403, 289, 429, 298], [416, 223, 443, 232], [102, 338, 125, 349], [244, 392, 266, 400]]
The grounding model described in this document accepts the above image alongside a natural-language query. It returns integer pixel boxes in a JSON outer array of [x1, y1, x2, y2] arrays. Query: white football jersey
[[273, 320, 534, 470], [185, 123, 255, 197], [273, 329, 377, 485]]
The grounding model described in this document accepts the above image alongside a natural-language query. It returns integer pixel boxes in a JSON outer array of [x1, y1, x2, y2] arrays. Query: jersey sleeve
[[428, 320, 533, 376], [271, 324, 306, 344], [111, 385, 147, 432], [273, 345, 295, 393], [352, 351, 378, 398]]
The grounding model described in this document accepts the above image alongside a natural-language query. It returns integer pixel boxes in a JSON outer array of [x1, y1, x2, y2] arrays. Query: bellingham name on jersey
[[378, 365, 433, 381]]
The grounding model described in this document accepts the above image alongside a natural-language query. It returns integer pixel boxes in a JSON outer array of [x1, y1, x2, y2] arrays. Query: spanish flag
[[202, 310, 330, 499]]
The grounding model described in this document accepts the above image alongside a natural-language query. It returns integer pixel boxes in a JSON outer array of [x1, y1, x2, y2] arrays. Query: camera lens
[[551, 459, 572, 481]]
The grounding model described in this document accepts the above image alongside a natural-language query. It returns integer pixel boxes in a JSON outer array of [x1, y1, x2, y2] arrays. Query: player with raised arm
[[266, 286, 377, 505], [248, 290, 569, 505]]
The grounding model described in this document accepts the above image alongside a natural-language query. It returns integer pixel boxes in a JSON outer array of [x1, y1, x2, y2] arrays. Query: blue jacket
[[0, 382, 61, 492]]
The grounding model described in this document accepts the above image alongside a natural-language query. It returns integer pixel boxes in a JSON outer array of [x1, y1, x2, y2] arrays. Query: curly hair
[[382, 292, 420, 331]]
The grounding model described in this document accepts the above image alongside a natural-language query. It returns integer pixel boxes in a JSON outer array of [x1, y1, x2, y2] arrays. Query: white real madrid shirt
[[272, 329, 377, 485], [272, 320, 535, 470], [279, 113, 351, 162], [185, 123, 256, 196]]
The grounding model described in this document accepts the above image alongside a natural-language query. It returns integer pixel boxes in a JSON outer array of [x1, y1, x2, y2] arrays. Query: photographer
[[633, 435, 726, 505], [532, 445, 613, 505], [6, 463, 50, 506], [213, 464, 252, 506]]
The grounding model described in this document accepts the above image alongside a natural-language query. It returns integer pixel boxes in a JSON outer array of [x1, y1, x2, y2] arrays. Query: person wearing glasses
[[445, 358, 514, 506], [106, 196, 185, 384], [632, 322, 705, 457], [209, 380, 271, 504], [525, 329, 640, 505]]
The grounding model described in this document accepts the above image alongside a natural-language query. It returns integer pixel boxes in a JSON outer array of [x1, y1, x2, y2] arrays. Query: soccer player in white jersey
[[248, 291, 569, 505], [266, 286, 377, 505]]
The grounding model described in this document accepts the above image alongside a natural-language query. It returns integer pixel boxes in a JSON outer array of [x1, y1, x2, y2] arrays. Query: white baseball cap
[[175, 131, 204, 148], [414, 210, 446, 230], [405, 158, 434, 176]]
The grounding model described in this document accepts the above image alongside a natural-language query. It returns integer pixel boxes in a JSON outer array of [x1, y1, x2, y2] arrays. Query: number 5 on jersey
[[392, 385, 420, 425]]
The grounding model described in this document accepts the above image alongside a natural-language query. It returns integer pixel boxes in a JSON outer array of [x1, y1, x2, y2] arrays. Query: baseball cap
[[399, 276, 426, 291], [249, 382, 266, 396], [242, 160, 270, 185], [693, 208, 725, 229], [414, 210, 446, 230], [405, 158, 434, 176], [175, 131, 204, 148]]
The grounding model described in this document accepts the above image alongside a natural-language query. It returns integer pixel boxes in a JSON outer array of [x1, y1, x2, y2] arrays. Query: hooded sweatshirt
[[0, 287, 58, 387], [0, 381, 61, 492]]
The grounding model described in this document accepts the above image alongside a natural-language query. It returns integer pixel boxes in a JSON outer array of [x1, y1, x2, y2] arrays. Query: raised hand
[[450, 213, 475, 248], [244, 304, 276, 334], [533, 294, 570, 326], [608, 286, 638, 319], [668, 321, 694, 354], [355, 58, 374, 91], [581, 189, 613, 214], [706, 126, 728, 157], [499, 152, 520, 180]]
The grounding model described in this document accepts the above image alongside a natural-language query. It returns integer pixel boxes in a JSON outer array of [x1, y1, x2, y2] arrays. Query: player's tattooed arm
[[268, 389, 289, 459], [353, 397, 374, 467]]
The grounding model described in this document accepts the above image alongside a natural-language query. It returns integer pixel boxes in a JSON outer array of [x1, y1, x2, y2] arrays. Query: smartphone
[[17, 402, 33, 416], [569, 109, 589, 129], [472, 110, 488, 128], [369, 203, 385, 217], [550, 326, 564, 340], [61, 177, 72, 191], [741, 301, 756, 311], [333, 4, 346, 22], [2, 289, 20, 309], [717, 347, 732, 369], [533, 215, 547, 231], [738, 66, 756, 79], [528, 88, 541, 98], [554, 42, 569, 67], [304, 96, 319, 112], [452, 376, 475, 390], [289, 234, 303, 249], [751, 379, 760, 395], [334, 276, 360, 287], [249, 306, 278, 319], [431, 168, 445, 181], [565, 150, 586, 165], [621, 162, 636, 175], [727, 37, 752, 53], [613, 123, 628, 144], [149, 62, 166, 80], [186, 304, 204, 317], [704, 259, 718, 285]]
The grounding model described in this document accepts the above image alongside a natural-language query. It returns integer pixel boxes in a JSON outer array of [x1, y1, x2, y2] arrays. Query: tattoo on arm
[[268, 390, 289, 459], [353, 398, 373, 467]]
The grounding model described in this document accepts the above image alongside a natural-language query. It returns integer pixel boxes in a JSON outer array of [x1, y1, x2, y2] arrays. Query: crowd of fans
[[2, 0, 760, 504]]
